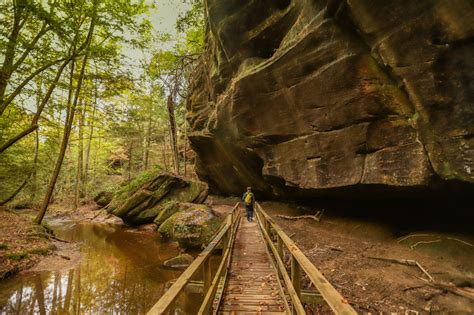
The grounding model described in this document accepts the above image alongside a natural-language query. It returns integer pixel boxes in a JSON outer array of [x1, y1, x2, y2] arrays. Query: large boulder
[[94, 191, 113, 207], [107, 174, 209, 225], [158, 203, 221, 249], [187, 0, 474, 199]]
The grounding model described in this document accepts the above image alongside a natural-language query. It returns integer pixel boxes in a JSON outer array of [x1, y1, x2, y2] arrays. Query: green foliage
[[0, 0, 205, 207]]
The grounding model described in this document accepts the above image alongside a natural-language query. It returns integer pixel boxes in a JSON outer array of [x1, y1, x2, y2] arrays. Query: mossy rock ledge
[[107, 174, 209, 225]]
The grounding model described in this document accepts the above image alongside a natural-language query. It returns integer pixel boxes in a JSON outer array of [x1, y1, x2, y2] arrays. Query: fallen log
[[276, 210, 324, 222], [366, 256, 434, 281], [416, 277, 474, 301]]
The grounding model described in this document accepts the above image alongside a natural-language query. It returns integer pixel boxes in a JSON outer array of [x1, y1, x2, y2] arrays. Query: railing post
[[204, 257, 212, 294], [277, 235, 283, 259], [167, 301, 175, 315], [291, 255, 301, 315], [222, 228, 229, 254]]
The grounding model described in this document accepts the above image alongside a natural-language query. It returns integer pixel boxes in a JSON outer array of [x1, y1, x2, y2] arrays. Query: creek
[[0, 219, 200, 314]]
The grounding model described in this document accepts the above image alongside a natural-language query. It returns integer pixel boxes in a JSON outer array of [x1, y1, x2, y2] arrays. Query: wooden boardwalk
[[147, 203, 357, 315], [219, 217, 289, 314]]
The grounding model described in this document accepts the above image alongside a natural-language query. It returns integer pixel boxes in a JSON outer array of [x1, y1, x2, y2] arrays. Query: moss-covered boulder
[[94, 191, 113, 208], [158, 203, 221, 249], [107, 174, 208, 225]]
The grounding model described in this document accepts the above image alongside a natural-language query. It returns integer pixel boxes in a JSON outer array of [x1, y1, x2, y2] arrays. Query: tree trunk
[[183, 121, 187, 177], [0, 0, 26, 116], [36, 10, 96, 224], [30, 86, 41, 201], [0, 55, 73, 154], [0, 126, 40, 206], [143, 114, 152, 170], [0, 178, 29, 206], [128, 141, 133, 193], [74, 100, 85, 209], [167, 95, 179, 174], [63, 269, 74, 313], [34, 274, 46, 315], [162, 136, 168, 172], [83, 83, 97, 197]]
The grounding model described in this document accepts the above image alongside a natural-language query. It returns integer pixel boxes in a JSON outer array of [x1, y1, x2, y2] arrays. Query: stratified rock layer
[[108, 174, 208, 225], [187, 0, 474, 198]]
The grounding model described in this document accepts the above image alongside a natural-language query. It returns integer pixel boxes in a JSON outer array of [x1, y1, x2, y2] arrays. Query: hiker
[[242, 187, 255, 222]]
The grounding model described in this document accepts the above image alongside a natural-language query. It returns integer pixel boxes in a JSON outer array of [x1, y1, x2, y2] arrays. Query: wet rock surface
[[163, 253, 194, 269], [187, 0, 474, 198], [158, 203, 221, 249]]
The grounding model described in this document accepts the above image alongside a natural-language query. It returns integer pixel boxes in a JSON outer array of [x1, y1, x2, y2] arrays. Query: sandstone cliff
[[187, 0, 474, 198]]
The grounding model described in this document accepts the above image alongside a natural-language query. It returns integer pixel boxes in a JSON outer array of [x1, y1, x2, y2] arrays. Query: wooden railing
[[255, 202, 357, 315], [147, 202, 241, 315]]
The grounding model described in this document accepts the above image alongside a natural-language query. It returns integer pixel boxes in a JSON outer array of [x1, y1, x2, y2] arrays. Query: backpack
[[245, 192, 253, 205]]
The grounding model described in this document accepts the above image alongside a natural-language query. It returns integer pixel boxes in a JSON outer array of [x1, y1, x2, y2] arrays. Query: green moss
[[40, 222, 53, 235], [5, 252, 28, 260], [153, 201, 181, 226], [0, 244, 8, 250], [158, 212, 179, 237], [29, 246, 52, 255], [108, 171, 156, 211], [158, 205, 222, 249]]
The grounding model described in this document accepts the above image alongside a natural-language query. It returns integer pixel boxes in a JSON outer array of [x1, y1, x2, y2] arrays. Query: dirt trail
[[208, 196, 474, 313]]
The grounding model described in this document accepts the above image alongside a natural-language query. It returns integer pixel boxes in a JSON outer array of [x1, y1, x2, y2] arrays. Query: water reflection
[[0, 221, 190, 314]]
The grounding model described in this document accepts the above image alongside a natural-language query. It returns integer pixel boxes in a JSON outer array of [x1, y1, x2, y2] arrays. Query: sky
[[122, 0, 191, 74]]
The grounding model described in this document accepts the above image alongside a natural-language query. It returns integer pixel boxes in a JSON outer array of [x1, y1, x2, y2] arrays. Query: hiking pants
[[245, 205, 254, 220]]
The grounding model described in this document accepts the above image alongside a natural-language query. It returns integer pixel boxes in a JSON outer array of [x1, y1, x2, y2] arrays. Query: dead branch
[[402, 285, 427, 292], [365, 256, 434, 281], [416, 277, 474, 301], [397, 233, 435, 243], [366, 256, 417, 266], [446, 237, 474, 247], [410, 239, 441, 249], [276, 209, 324, 222]]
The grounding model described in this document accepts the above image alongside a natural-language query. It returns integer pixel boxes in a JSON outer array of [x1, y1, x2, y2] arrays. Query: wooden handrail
[[256, 210, 306, 314], [147, 202, 240, 315], [256, 203, 357, 315], [198, 205, 240, 314]]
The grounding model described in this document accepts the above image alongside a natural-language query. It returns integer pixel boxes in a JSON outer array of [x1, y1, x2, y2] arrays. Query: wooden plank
[[212, 210, 242, 314], [257, 203, 358, 315], [219, 214, 289, 314]]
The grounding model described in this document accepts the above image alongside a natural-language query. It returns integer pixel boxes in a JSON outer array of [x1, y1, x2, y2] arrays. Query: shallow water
[[0, 220, 199, 314]]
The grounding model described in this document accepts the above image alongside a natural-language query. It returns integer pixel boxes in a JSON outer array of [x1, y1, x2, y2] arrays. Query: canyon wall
[[187, 0, 474, 199]]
